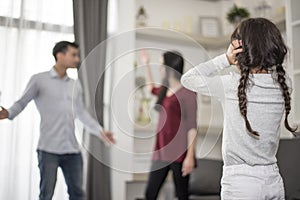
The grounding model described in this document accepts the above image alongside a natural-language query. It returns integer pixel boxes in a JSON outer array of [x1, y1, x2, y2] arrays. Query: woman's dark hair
[[155, 51, 184, 111], [231, 18, 297, 136], [52, 41, 79, 61]]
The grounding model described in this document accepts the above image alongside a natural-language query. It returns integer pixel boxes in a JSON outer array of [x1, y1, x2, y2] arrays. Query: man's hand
[[226, 40, 243, 65], [100, 131, 116, 146], [0, 107, 8, 120], [182, 156, 195, 177]]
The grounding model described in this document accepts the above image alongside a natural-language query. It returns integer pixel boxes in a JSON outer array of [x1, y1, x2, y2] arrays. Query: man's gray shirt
[[8, 67, 103, 154]]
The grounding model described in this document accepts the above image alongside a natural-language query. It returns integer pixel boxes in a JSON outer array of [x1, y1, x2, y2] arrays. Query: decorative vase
[[136, 6, 148, 27]]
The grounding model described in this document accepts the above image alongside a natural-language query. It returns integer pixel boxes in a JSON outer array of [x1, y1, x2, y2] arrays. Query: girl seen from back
[[181, 17, 298, 200]]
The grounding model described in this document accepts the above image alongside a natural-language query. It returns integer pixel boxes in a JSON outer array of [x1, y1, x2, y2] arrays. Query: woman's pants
[[145, 161, 190, 200]]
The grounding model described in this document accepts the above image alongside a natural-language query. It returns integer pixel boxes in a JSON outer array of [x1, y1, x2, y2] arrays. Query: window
[[0, 1, 75, 199]]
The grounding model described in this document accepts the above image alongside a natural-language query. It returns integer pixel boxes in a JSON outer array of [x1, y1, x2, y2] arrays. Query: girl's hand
[[226, 40, 243, 65]]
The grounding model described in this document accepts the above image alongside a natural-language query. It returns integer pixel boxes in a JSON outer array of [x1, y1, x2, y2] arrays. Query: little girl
[[181, 18, 297, 199]]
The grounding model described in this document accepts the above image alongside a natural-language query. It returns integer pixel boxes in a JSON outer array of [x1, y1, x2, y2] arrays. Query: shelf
[[136, 28, 230, 49], [136, 17, 286, 50]]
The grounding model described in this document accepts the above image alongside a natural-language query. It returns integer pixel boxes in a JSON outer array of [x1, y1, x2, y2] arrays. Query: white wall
[[108, 1, 291, 199], [131, 1, 243, 165], [135, 34, 224, 128], [108, 0, 136, 200], [136, 0, 286, 36], [135, 32, 224, 162]]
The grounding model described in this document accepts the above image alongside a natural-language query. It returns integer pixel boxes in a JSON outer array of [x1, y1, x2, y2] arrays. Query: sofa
[[276, 137, 300, 200], [188, 158, 223, 200]]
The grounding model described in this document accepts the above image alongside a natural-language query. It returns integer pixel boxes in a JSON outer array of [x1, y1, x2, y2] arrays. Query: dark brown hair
[[155, 51, 184, 111], [231, 18, 297, 136], [52, 41, 79, 61]]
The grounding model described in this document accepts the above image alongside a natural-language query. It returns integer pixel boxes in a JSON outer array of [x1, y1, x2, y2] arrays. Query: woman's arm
[[182, 128, 197, 177], [140, 49, 155, 93]]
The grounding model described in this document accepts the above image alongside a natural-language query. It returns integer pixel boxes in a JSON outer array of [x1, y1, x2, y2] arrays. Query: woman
[[181, 18, 298, 199], [140, 50, 197, 200]]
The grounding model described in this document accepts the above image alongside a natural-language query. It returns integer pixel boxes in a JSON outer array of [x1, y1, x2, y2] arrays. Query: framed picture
[[199, 17, 221, 37]]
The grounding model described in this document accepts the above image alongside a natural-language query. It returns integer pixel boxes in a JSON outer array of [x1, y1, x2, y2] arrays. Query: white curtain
[[0, 0, 76, 199]]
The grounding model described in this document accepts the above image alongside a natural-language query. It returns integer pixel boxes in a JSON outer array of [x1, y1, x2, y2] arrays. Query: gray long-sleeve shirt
[[8, 67, 103, 154], [181, 54, 292, 166]]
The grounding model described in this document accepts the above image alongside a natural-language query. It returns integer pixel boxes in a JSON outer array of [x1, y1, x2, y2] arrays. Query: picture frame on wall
[[199, 17, 221, 38]]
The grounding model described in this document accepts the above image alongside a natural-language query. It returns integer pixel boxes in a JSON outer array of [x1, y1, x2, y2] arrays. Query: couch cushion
[[276, 138, 300, 200], [189, 159, 223, 195]]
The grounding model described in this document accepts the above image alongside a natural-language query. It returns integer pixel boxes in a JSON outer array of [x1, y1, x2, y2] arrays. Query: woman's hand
[[139, 49, 150, 65], [226, 40, 243, 65], [182, 156, 195, 177]]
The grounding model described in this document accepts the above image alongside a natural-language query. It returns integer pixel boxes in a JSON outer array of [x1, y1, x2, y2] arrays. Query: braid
[[276, 64, 298, 135], [238, 64, 259, 136]]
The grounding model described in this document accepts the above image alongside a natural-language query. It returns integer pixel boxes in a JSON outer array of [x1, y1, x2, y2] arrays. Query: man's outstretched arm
[[0, 75, 38, 120]]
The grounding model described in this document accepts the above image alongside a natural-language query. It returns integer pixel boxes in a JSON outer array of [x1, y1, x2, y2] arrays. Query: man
[[0, 41, 115, 200]]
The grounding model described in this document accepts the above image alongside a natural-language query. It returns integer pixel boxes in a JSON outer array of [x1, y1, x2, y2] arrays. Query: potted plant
[[227, 4, 250, 26]]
